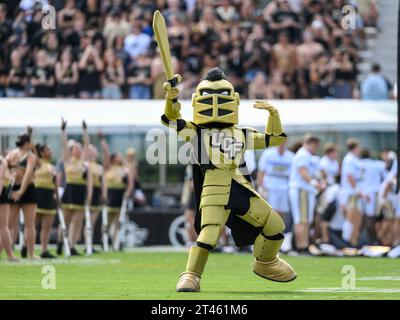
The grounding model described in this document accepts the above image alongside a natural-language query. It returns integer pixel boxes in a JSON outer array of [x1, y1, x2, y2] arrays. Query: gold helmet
[[192, 68, 240, 126]]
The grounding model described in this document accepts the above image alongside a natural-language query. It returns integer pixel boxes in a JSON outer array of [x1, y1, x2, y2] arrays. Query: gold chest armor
[[202, 126, 245, 170]]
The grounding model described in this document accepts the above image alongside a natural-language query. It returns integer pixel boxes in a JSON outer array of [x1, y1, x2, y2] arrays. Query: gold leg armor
[[240, 196, 297, 282], [176, 206, 229, 292], [176, 246, 208, 292]]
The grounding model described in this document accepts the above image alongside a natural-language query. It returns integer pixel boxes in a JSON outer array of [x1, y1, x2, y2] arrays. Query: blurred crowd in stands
[[0, 0, 392, 100]]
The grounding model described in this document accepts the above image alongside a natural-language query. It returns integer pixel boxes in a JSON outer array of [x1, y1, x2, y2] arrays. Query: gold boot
[[253, 256, 297, 282], [176, 271, 201, 292]]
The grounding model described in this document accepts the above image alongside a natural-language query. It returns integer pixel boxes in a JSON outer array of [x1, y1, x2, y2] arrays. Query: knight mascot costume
[[153, 11, 297, 292]]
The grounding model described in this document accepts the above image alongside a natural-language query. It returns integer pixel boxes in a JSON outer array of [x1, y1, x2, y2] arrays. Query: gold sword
[[153, 10, 181, 91]]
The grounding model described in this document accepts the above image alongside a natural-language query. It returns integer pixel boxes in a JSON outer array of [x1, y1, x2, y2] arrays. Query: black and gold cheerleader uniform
[[0, 157, 10, 204], [34, 160, 57, 215], [90, 162, 103, 212], [105, 165, 128, 213], [8, 152, 37, 204], [61, 158, 87, 210]]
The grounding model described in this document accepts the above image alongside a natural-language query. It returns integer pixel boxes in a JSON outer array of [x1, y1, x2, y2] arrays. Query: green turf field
[[1, 249, 399, 300]]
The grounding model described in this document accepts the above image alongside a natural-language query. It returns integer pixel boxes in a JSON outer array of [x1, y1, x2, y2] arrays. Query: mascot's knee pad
[[253, 209, 285, 262], [197, 224, 222, 248], [262, 209, 285, 236], [245, 197, 271, 226]]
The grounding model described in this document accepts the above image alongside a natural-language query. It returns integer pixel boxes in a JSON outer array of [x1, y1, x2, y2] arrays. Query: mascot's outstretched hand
[[253, 100, 284, 137], [162, 75, 182, 121], [253, 100, 278, 115]]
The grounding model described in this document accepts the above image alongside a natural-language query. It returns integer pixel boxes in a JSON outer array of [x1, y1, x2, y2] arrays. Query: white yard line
[[357, 276, 400, 281], [0, 258, 122, 266], [297, 287, 400, 293]]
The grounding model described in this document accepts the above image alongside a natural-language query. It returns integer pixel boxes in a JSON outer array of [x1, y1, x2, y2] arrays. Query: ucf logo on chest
[[207, 130, 244, 160]]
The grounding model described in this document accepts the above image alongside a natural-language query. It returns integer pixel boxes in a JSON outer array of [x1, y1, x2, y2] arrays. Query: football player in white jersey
[[319, 143, 339, 186], [394, 184, 400, 247], [358, 149, 386, 244], [257, 141, 294, 251], [289, 134, 325, 253], [317, 143, 339, 243], [378, 152, 397, 246], [340, 139, 362, 247], [319, 175, 347, 250]]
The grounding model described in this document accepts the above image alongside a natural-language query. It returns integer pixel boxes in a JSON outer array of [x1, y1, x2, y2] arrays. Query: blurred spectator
[[103, 7, 131, 49], [102, 48, 125, 99], [310, 18, 331, 52], [44, 32, 60, 66], [84, 0, 101, 27], [127, 54, 152, 99], [0, 63, 6, 97], [357, 0, 378, 27], [0, 3, 12, 52], [112, 35, 129, 64], [58, 0, 77, 30], [309, 53, 332, 98], [243, 23, 271, 81], [360, 64, 391, 100], [30, 49, 55, 98], [216, 0, 238, 23], [168, 14, 188, 60], [163, 0, 186, 24], [248, 72, 268, 99], [6, 50, 27, 97], [330, 50, 355, 99], [296, 31, 324, 97], [78, 44, 104, 98], [266, 71, 290, 99], [123, 21, 152, 60], [338, 33, 359, 63], [177, 72, 200, 99], [55, 47, 78, 98], [268, 0, 301, 43], [64, 11, 86, 48], [271, 32, 296, 96]]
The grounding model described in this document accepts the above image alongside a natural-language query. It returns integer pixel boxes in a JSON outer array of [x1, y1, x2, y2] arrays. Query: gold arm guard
[[265, 109, 287, 147], [265, 111, 283, 136]]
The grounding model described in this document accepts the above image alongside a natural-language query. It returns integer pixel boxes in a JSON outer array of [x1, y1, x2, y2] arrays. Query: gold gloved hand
[[162, 75, 182, 121], [253, 100, 278, 116], [253, 100, 284, 137], [164, 85, 180, 101]]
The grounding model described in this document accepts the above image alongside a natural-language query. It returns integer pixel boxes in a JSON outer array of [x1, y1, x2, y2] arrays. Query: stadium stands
[[0, 0, 390, 100]]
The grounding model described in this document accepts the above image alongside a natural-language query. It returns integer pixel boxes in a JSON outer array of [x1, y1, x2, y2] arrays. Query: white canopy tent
[[0, 98, 395, 134]]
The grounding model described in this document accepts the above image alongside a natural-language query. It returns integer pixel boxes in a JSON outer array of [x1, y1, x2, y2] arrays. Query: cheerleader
[[0, 155, 19, 262], [34, 144, 58, 258], [58, 119, 93, 256], [83, 124, 104, 252], [125, 148, 146, 207], [6, 131, 38, 259], [100, 135, 133, 247]]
